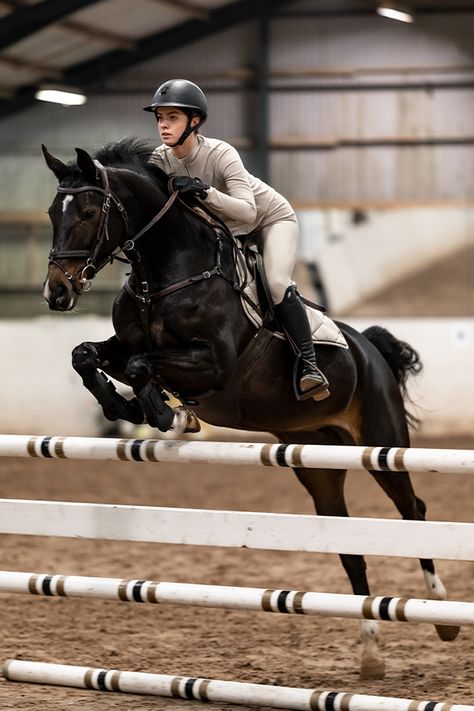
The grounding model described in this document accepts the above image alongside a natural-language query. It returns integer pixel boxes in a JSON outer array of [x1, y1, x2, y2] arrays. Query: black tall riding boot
[[274, 285, 330, 401]]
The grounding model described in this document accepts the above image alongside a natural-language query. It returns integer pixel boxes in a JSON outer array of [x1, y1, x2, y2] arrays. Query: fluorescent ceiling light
[[377, 3, 414, 23], [35, 86, 87, 106]]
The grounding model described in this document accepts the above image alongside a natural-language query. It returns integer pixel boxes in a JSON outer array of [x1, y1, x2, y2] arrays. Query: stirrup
[[171, 406, 201, 434], [292, 355, 330, 402], [300, 367, 330, 402]]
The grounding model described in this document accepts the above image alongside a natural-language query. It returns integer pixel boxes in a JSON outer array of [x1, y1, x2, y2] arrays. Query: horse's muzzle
[[44, 280, 75, 311]]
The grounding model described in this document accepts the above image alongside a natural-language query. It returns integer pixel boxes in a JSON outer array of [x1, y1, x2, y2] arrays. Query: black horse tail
[[363, 325, 423, 428]]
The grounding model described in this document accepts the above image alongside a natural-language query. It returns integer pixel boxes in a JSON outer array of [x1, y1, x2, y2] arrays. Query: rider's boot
[[275, 285, 330, 401]]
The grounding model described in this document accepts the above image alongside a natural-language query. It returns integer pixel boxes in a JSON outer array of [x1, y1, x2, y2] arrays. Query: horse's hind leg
[[293, 464, 385, 681], [369, 468, 460, 642]]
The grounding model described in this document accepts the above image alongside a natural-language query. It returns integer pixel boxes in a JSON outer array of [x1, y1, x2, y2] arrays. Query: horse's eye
[[82, 209, 97, 220]]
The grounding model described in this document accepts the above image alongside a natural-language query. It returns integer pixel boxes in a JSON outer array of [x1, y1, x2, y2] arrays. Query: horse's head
[[42, 145, 128, 311]]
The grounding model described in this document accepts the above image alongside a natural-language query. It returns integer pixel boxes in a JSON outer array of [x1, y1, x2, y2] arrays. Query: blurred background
[[0, 0, 472, 438]]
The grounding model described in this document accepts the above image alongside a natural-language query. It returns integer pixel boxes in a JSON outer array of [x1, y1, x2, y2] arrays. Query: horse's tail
[[362, 325, 423, 428]]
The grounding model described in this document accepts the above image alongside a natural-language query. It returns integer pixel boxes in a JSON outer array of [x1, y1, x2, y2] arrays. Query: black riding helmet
[[144, 79, 208, 146]]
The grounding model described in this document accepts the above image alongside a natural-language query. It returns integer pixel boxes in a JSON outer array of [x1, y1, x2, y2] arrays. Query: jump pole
[[4, 660, 473, 711], [0, 434, 473, 475], [1, 570, 472, 627], [1, 499, 473, 560]]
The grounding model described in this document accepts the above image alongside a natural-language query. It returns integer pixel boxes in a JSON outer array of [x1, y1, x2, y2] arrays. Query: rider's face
[[155, 107, 189, 146]]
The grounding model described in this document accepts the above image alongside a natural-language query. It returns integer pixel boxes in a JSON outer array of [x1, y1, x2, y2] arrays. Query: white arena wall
[[297, 205, 473, 315], [0, 316, 472, 438]]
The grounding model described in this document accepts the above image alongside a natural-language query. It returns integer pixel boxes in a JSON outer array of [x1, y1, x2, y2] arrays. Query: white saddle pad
[[236, 247, 348, 349]]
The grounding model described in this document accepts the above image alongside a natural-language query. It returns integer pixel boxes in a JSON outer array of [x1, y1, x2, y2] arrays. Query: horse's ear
[[75, 147, 97, 181], [42, 144, 71, 181]]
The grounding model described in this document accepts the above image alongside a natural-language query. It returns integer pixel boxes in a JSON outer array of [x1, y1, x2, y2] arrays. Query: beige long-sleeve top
[[148, 135, 295, 236]]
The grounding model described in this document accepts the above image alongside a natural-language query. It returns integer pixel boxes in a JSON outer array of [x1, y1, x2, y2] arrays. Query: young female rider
[[144, 79, 329, 401]]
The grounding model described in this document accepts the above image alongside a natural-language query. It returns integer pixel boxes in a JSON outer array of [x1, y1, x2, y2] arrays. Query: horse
[[41, 137, 459, 681]]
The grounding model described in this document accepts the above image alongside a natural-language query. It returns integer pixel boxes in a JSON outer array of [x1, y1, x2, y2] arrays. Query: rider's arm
[[204, 144, 257, 224]]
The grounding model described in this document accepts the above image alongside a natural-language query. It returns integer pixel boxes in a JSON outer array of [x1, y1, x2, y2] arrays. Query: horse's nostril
[[50, 282, 70, 310]]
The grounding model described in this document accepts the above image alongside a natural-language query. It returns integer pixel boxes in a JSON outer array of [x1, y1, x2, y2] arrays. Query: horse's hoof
[[435, 624, 460, 641], [359, 656, 385, 681], [172, 407, 201, 434]]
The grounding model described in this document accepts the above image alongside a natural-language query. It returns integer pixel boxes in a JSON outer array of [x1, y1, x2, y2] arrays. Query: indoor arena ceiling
[[0, 0, 472, 120]]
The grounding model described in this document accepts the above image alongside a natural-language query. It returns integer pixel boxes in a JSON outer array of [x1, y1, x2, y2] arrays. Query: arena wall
[[1, 316, 472, 438], [297, 206, 473, 314]]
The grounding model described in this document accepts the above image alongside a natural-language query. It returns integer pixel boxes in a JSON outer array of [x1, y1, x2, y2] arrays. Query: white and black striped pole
[[4, 660, 473, 711], [1, 571, 472, 628], [0, 434, 472, 474]]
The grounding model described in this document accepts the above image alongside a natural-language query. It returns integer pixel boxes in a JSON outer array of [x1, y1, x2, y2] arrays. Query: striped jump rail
[[4, 660, 473, 711], [1, 498, 473, 560], [0, 434, 473, 474], [1, 571, 472, 627]]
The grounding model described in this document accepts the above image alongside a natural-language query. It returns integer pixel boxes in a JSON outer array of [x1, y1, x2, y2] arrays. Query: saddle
[[184, 201, 348, 351]]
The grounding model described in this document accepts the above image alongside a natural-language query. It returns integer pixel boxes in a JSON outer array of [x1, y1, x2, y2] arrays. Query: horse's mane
[[93, 136, 169, 189]]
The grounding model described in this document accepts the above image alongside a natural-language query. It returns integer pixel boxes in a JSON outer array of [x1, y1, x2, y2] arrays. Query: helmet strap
[[173, 120, 194, 146], [171, 113, 201, 147]]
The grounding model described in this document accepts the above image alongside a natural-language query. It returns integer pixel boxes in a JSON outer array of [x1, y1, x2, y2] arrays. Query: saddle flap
[[235, 242, 348, 349]]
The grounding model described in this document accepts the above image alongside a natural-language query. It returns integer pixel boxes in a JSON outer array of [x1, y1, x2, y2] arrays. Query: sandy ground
[[347, 244, 474, 317], [0, 433, 472, 710]]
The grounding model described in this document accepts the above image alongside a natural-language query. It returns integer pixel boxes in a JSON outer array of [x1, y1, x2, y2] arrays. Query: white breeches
[[261, 218, 299, 304]]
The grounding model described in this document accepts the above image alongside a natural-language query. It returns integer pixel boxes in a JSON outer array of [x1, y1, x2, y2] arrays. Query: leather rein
[[50, 162, 254, 345]]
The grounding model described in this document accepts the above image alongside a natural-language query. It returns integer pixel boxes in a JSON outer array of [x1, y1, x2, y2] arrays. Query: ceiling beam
[[0, 0, 135, 50], [64, 0, 299, 86], [0, 0, 301, 120], [148, 0, 210, 22], [0, 55, 61, 79], [58, 19, 135, 51], [0, 0, 104, 52]]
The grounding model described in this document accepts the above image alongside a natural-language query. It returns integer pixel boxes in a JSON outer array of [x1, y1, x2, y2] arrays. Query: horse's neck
[[126, 191, 219, 287], [116, 171, 236, 290]]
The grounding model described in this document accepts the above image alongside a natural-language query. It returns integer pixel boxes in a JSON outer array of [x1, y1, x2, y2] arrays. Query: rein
[[50, 161, 257, 347]]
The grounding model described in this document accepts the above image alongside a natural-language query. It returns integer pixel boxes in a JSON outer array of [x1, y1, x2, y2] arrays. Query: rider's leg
[[262, 219, 329, 400]]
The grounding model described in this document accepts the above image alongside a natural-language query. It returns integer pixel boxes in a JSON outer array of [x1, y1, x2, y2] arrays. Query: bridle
[[49, 160, 178, 294], [49, 160, 129, 294], [48, 159, 256, 349]]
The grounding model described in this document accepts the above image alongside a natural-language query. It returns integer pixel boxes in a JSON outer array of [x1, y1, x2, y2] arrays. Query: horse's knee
[[125, 354, 152, 388], [71, 342, 98, 376]]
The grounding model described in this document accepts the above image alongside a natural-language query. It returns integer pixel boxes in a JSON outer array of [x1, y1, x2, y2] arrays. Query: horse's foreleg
[[72, 339, 144, 424], [122, 342, 226, 433], [124, 354, 179, 433], [293, 465, 385, 681]]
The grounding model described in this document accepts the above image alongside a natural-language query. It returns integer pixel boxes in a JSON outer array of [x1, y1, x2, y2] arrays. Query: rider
[[144, 78, 329, 401]]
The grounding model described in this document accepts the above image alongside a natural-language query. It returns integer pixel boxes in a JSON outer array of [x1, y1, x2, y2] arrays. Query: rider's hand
[[170, 176, 209, 200]]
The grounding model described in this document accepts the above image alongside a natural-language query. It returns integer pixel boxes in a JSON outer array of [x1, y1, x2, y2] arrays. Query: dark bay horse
[[42, 138, 458, 680]]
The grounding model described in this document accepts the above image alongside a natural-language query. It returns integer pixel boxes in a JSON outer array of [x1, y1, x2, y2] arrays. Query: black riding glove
[[171, 176, 209, 200]]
